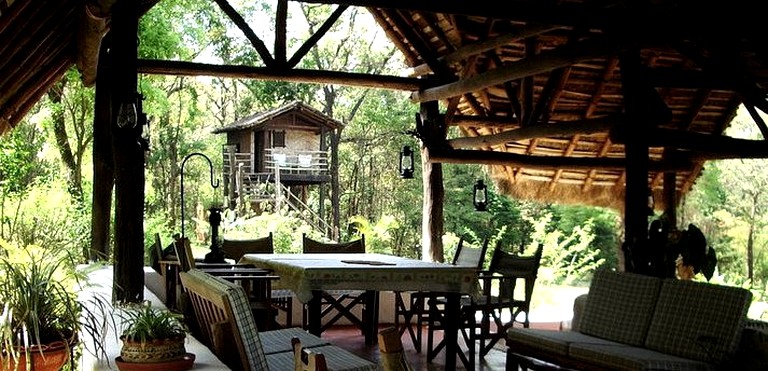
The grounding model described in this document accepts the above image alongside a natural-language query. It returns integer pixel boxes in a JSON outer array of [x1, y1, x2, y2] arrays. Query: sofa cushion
[[266, 344, 378, 371], [569, 342, 715, 371], [644, 279, 751, 364], [579, 269, 662, 346], [507, 328, 620, 356]]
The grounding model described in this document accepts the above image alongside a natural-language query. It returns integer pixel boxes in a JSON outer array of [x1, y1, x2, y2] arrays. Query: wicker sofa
[[506, 269, 753, 370]]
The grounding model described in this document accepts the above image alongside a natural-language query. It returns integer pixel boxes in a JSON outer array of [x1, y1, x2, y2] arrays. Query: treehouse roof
[[212, 100, 343, 134]]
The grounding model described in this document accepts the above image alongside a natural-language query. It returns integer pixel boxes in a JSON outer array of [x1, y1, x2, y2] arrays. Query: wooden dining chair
[[393, 236, 487, 353], [301, 234, 367, 334], [432, 242, 543, 369], [221, 232, 294, 328]]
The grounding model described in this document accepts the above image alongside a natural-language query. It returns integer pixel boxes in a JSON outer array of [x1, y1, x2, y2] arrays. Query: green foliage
[[347, 215, 399, 255], [0, 183, 90, 261], [0, 241, 110, 365], [118, 302, 186, 342], [528, 213, 605, 285], [0, 119, 51, 195], [219, 210, 314, 253]]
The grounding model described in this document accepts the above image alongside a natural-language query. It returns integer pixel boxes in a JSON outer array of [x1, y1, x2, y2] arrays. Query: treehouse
[[212, 101, 341, 225]]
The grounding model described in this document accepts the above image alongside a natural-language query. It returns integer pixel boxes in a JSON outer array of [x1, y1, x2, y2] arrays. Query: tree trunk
[[49, 78, 84, 204]]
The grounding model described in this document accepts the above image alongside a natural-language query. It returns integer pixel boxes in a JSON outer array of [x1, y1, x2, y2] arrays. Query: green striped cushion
[[569, 342, 715, 370], [266, 344, 378, 371], [644, 279, 751, 364], [191, 271, 270, 371], [579, 269, 662, 346]]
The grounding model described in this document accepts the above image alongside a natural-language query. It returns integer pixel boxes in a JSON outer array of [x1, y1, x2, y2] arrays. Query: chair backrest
[[292, 337, 329, 371], [451, 237, 489, 270], [179, 269, 270, 371], [487, 243, 544, 306], [173, 237, 196, 272], [302, 234, 365, 254], [222, 232, 274, 261], [150, 233, 164, 272]]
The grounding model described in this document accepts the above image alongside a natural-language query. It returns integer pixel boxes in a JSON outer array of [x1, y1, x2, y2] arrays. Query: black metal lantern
[[399, 145, 414, 179], [473, 179, 488, 211]]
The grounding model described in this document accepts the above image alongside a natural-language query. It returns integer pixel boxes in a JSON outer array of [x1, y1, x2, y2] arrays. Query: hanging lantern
[[473, 179, 488, 211], [399, 146, 414, 179]]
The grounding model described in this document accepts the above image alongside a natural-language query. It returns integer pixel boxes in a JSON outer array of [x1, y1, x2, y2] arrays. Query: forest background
[[0, 0, 765, 318]]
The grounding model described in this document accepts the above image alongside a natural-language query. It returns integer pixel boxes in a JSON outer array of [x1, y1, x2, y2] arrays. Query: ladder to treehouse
[[230, 164, 332, 238]]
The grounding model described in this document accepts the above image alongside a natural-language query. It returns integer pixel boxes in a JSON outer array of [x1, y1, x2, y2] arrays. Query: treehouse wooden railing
[[223, 148, 329, 178]]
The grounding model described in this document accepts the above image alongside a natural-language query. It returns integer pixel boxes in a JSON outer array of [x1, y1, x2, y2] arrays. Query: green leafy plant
[[119, 302, 187, 343], [0, 240, 110, 369]]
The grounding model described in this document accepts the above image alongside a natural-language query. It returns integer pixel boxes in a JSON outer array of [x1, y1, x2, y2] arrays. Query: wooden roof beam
[[449, 116, 617, 149], [410, 24, 559, 77], [136, 59, 430, 91], [411, 36, 619, 103], [611, 127, 768, 160], [213, 0, 275, 67], [427, 148, 690, 172], [288, 4, 348, 68]]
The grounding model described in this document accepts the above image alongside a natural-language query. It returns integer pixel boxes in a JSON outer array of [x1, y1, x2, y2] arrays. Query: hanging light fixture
[[473, 179, 488, 211], [116, 95, 138, 128], [399, 145, 414, 179]]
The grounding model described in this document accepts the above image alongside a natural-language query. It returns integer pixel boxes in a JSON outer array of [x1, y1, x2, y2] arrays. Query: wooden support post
[[111, 0, 145, 303], [90, 33, 114, 262], [663, 172, 677, 227], [419, 101, 446, 262], [619, 50, 671, 274]]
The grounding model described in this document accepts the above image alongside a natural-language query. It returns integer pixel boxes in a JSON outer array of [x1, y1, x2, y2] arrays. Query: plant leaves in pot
[[117, 302, 189, 365], [0, 240, 110, 371]]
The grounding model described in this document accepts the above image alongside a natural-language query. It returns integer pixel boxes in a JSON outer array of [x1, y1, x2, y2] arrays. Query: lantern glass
[[399, 146, 414, 179], [473, 179, 488, 211], [117, 100, 138, 128]]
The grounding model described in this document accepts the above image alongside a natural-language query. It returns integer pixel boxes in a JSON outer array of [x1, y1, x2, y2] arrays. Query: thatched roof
[[212, 100, 343, 134], [3, 0, 768, 212]]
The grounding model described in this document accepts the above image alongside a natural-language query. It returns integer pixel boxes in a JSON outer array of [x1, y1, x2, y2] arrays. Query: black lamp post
[[473, 179, 488, 211], [205, 206, 225, 263], [399, 145, 414, 179]]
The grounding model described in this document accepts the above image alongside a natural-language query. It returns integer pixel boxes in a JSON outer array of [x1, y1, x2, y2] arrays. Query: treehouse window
[[272, 131, 286, 148]]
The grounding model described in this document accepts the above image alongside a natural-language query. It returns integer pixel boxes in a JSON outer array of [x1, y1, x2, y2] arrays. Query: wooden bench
[[179, 269, 378, 371]]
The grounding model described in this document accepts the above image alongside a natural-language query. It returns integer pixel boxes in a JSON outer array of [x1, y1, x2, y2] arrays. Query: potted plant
[[116, 302, 192, 369], [0, 240, 109, 371]]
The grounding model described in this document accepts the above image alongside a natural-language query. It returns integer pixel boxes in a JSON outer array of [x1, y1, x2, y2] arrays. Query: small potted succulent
[[117, 302, 192, 369]]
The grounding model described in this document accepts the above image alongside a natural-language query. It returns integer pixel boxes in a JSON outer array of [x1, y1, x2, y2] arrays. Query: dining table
[[239, 252, 478, 370]]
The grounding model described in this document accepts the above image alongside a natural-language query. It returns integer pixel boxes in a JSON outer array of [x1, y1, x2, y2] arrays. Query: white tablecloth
[[239, 253, 478, 302]]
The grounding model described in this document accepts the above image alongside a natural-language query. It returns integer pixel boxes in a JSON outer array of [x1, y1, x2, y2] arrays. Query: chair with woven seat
[[393, 237, 489, 353], [179, 269, 378, 371], [301, 233, 368, 334], [221, 232, 295, 328], [430, 242, 543, 369]]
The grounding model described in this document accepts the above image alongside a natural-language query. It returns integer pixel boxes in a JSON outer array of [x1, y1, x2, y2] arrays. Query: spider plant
[[0, 240, 110, 369], [118, 302, 187, 343]]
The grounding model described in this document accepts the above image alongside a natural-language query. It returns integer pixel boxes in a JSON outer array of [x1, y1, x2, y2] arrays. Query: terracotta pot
[[120, 336, 186, 364], [0, 341, 71, 371]]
